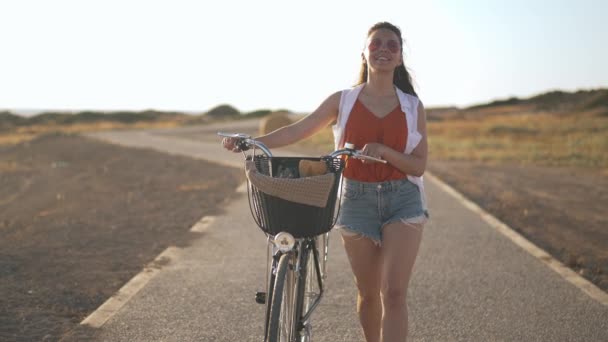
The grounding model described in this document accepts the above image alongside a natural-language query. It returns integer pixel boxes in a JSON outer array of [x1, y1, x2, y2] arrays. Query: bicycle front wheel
[[268, 253, 297, 342]]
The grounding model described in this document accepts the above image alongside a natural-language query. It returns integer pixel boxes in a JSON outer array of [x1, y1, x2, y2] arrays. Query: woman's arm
[[361, 101, 428, 177], [254, 91, 341, 149]]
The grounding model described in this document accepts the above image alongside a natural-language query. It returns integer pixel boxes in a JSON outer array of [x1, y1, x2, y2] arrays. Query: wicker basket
[[246, 156, 344, 238]]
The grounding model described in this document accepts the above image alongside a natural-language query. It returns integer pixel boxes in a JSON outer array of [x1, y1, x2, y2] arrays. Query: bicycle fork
[[260, 233, 299, 341]]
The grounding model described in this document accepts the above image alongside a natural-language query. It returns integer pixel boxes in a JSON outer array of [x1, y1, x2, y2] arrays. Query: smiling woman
[[222, 21, 428, 342]]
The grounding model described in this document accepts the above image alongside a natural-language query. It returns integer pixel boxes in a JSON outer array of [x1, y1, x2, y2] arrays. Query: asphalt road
[[80, 123, 608, 341]]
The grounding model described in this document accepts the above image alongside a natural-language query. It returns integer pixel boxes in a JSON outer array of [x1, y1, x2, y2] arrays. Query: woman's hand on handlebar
[[219, 132, 251, 153], [221, 137, 241, 153], [360, 143, 387, 163], [218, 132, 268, 155]]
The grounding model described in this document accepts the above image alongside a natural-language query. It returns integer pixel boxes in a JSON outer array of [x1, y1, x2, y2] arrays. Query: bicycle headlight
[[273, 232, 296, 252]]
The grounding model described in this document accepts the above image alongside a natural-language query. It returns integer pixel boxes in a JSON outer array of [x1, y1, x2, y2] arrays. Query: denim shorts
[[335, 177, 429, 244]]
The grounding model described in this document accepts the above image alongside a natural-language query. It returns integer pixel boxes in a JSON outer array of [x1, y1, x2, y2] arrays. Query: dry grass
[[300, 126, 334, 151], [5, 108, 606, 171], [259, 112, 292, 135], [297, 110, 608, 170], [0, 120, 183, 146], [428, 111, 608, 168]]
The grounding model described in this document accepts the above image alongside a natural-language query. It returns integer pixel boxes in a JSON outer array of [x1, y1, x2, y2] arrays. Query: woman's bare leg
[[342, 233, 383, 342], [380, 222, 423, 342]]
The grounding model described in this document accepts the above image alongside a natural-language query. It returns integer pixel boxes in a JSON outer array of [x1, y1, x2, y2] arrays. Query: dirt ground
[[0, 134, 244, 341], [427, 160, 608, 291], [1, 133, 606, 341]]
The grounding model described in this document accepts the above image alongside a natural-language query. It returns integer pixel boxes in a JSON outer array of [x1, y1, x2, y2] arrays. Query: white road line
[[236, 182, 248, 193], [80, 246, 183, 328], [81, 214, 219, 328], [426, 171, 608, 306], [190, 216, 217, 233], [80, 174, 245, 329]]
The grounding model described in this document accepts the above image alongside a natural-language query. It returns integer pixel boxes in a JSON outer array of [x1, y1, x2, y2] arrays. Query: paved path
[[77, 125, 608, 341]]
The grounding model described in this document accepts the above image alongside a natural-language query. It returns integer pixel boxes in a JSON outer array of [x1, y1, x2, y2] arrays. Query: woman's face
[[363, 28, 403, 72]]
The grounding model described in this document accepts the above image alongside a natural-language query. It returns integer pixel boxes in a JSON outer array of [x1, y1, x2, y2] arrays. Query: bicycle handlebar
[[217, 132, 273, 157], [217, 132, 387, 164]]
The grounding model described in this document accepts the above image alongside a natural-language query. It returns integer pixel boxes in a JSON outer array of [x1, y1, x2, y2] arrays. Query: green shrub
[[206, 104, 240, 118]]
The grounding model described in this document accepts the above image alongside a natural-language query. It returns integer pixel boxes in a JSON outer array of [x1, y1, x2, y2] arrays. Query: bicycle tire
[[268, 253, 297, 342]]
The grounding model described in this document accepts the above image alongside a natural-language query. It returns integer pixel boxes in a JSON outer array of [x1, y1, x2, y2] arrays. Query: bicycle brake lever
[[353, 151, 387, 164], [217, 132, 252, 139]]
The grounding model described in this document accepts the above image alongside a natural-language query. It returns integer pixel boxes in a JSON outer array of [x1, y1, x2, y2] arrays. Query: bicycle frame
[[294, 238, 325, 328]]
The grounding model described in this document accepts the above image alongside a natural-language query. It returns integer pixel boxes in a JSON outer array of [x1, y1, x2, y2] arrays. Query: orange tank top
[[342, 99, 408, 182]]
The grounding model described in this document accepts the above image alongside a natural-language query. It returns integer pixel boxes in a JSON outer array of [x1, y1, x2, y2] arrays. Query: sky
[[1, 0, 607, 114]]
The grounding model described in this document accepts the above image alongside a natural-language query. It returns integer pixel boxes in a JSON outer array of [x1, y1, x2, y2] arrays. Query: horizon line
[[3, 86, 606, 117]]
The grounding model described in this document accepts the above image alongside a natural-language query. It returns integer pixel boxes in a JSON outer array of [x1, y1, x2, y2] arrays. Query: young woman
[[222, 21, 428, 342]]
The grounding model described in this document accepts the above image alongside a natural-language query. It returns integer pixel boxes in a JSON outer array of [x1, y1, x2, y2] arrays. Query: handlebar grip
[[218, 132, 250, 151], [218, 132, 273, 157]]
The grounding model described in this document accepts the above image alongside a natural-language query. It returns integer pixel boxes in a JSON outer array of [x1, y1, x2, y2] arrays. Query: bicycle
[[218, 132, 385, 342]]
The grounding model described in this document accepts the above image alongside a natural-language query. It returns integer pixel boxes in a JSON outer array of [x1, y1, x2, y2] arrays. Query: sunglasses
[[367, 38, 401, 54]]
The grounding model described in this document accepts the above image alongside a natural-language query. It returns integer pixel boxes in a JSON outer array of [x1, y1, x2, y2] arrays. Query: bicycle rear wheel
[[268, 253, 297, 342]]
